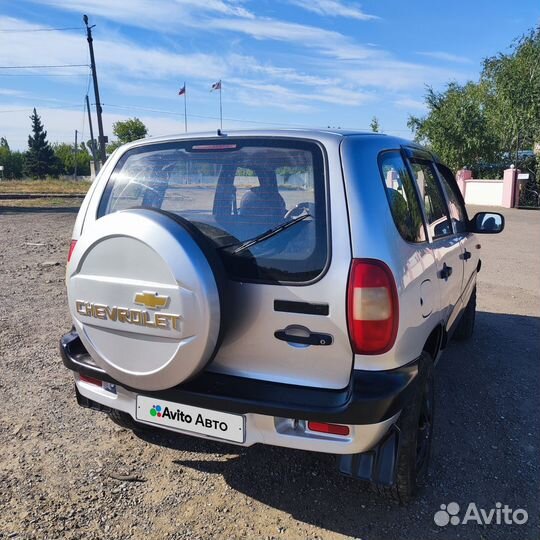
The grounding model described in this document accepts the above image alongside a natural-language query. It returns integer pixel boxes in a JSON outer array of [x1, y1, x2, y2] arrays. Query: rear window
[[378, 151, 426, 243], [98, 138, 328, 283]]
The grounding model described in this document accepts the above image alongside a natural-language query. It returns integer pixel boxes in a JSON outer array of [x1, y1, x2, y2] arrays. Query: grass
[[0, 197, 84, 208], [0, 179, 92, 195]]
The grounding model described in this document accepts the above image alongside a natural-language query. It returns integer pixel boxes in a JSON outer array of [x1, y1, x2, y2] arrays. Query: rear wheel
[[454, 287, 476, 341], [373, 352, 434, 504]]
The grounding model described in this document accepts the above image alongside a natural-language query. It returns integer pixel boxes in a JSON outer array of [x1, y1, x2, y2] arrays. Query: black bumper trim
[[60, 330, 419, 425]]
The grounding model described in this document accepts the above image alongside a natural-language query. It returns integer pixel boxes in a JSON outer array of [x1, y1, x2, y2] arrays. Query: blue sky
[[1, 0, 538, 150]]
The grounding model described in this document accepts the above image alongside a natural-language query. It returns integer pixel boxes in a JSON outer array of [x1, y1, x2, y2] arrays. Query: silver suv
[[60, 130, 504, 503]]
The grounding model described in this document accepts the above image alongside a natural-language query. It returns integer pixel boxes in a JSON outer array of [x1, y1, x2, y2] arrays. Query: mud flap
[[338, 424, 400, 486]]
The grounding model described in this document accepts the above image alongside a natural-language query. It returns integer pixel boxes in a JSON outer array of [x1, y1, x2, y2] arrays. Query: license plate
[[136, 395, 245, 443]]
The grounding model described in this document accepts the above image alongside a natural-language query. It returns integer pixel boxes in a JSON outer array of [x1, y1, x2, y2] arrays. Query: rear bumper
[[60, 330, 420, 426]]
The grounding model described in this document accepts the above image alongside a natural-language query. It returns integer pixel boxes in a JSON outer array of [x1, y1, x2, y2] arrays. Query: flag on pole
[[178, 84, 186, 96], [211, 80, 221, 91]]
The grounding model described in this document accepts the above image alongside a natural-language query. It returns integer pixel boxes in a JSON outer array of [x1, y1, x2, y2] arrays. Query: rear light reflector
[[307, 422, 350, 436], [347, 259, 399, 354], [67, 240, 77, 262], [79, 374, 102, 387]]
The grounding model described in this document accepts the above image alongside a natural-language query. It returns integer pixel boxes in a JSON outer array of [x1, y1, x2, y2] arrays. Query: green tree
[[24, 108, 57, 178], [53, 142, 91, 176], [482, 26, 540, 154], [107, 117, 148, 153], [0, 137, 25, 179], [370, 116, 381, 133], [409, 26, 539, 173], [408, 82, 498, 171]]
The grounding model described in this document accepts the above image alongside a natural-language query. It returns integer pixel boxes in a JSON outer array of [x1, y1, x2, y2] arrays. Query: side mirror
[[469, 212, 505, 234]]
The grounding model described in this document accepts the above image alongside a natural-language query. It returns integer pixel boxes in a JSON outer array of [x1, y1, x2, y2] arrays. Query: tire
[[67, 208, 226, 391], [373, 352, 434, 504], [108, 409, 142, 431], [454, 287, 476, 341]]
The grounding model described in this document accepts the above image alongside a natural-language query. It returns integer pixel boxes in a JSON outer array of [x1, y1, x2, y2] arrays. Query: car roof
[[142, 128, 377, 143], [115, 128, 426, 158]]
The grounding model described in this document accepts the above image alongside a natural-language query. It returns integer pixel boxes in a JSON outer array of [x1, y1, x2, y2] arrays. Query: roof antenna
[[217, 128, 225, 137]]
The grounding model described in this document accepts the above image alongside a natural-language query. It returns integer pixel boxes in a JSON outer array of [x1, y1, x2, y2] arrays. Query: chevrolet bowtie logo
[[134, 291, 169, 310]]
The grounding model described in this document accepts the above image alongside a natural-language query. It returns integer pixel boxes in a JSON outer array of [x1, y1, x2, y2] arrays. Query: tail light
[[67, 240, 77, 262], [347, 259, 399, 354]]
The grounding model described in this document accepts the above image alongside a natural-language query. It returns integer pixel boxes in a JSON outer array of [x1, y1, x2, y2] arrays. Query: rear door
[[405, 154, 465, 329], [208, 140, 353, 390], [96, 137, 353, 390]]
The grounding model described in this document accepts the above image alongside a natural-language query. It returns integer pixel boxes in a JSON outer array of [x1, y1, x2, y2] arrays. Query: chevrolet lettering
[[75, 300, 181, 330]]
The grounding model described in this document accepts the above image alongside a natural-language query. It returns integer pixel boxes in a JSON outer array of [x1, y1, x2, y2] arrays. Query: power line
[[0, 73, 89, 77], [0, 26, 83, 33], [0, 64, 89, 69], [0, 96, 86, 108], [0, 108, 30, 114]]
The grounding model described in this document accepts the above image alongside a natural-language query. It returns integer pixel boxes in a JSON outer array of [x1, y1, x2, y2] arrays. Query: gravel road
[[0, 206, 538, 540]]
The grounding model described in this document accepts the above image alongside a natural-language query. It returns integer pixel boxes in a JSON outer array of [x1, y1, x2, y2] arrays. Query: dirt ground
[[0, 206, 538, 540]]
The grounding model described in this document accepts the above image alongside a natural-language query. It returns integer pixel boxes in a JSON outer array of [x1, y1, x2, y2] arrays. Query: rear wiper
[[220, 211, 311, 255]]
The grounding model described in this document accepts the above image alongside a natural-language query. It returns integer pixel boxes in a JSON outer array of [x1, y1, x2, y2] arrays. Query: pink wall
[[457, 168, 520, 207]]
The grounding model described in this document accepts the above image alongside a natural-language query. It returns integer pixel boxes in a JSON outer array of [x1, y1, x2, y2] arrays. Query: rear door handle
[[461, 250, 472, 261], [439, 263, 453, 280], [274, 328, 333, 346]]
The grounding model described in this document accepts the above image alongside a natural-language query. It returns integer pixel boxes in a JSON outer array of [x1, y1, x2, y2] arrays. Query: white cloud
[[0, 5, 473, 140], [336, 59, 469, 91], [0, 16, 383, 110], [417, 51, 472, 64], [14, 2, 468, 88], [393, 97, 427, 112], [0, 89, 26, 97], [27, 0, 255, 29], [27, 0, 379, 61], [0, 16, 228, 82], [287, 0, 379, 21], [231, 54, 333, 86], [229, 79, 373, 109], [206, 17, 377, 60]]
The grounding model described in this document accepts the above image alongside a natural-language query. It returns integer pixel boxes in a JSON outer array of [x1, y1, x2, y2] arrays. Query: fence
[[456, 167, 537, 208]]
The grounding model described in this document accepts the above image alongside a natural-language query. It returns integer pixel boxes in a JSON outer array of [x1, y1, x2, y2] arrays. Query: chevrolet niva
[[60, 130, 504, 503]]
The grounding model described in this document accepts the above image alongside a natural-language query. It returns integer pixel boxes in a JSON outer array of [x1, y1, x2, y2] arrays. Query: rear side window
[[436, 164, 468, 234], [379, 151, 426, 243], [98, 139, 327, 283], [409, 160, 452, 239]]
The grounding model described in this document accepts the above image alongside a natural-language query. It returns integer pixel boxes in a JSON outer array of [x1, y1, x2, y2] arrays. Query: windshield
[[97, 138, 328, 283]]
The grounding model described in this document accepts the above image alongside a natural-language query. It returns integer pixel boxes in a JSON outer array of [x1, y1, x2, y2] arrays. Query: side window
[[409, 160, 452, 239], [435, 164, 468, 234], [379, 151, 426, 243]]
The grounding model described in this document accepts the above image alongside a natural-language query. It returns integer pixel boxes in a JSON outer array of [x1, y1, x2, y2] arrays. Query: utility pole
[[73, 129, 78, 179], [83, 14, 107, 165], [85, 94, 98, 171]]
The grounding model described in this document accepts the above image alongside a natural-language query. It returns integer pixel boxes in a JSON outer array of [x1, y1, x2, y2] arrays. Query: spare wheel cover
[[67, 208, 223, 391]]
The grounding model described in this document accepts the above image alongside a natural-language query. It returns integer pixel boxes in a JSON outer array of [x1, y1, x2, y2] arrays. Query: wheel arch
[[423, 324, 444, 362]]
